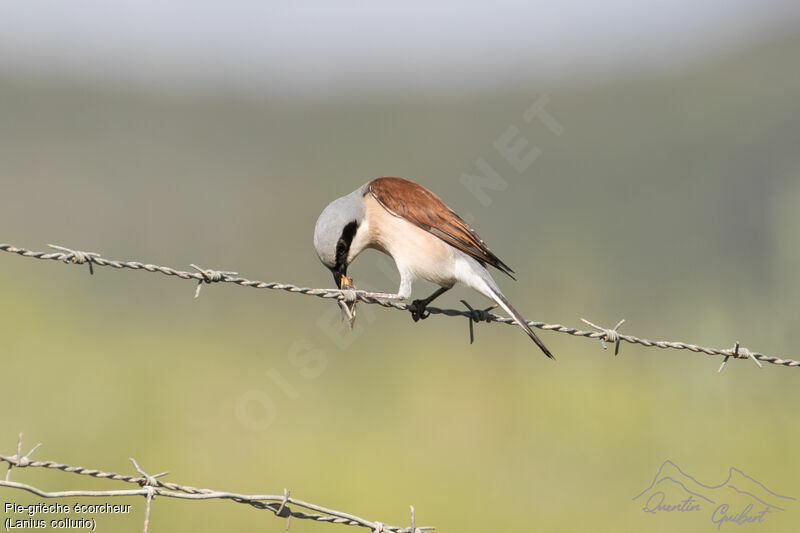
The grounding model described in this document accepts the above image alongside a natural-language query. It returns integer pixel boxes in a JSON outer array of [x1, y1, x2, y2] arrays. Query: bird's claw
[[409, 299, 431, 322]]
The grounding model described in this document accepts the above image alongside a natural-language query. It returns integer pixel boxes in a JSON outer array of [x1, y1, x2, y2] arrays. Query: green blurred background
[[1, 3, 800, 532]]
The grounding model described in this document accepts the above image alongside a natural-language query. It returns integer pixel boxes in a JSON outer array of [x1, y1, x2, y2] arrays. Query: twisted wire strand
[[0, 438, 429, 533], [1, 243, 797, 369]]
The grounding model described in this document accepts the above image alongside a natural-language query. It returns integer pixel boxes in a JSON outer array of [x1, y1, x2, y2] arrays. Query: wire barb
[[581, 318, 626, 355], [719, 343, 735, 373], [460, 300, 497, 344], [190, 264, 238, 298], [718, 342, 762, 373], [47, 244, 100, 274], [2, 242, 797, 370], [337, 289, 359, 329], [277, 488, 292, 529], [4, 433, 42, 481], [129, 458, 169, 487]]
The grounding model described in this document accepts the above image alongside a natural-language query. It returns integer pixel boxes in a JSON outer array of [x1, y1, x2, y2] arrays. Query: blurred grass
[[2, 33, 800, 532]]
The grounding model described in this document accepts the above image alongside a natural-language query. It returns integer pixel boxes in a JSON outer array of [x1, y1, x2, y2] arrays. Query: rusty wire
[[0, 434, 429, 533], [1, 242, 798, 370]]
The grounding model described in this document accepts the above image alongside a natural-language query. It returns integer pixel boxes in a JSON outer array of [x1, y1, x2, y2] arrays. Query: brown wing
[[367, 177, 515, 278]]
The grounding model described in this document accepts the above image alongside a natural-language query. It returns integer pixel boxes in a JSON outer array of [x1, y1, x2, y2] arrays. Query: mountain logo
[[633, 460, 795, 529]]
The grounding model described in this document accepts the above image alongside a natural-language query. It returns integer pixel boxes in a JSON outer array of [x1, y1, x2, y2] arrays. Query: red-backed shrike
[[313, 177, 553, 358]]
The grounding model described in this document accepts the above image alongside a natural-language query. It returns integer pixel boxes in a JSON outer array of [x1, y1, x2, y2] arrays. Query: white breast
[[362, 195, 457, 288]]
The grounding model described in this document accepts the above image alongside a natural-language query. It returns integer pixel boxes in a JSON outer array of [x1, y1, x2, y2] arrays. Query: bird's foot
[[409, 299, 431, 322]]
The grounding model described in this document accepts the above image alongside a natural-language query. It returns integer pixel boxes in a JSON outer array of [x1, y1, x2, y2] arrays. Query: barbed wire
[[1, 242, 798, 370], [0, 433, 429, 533]]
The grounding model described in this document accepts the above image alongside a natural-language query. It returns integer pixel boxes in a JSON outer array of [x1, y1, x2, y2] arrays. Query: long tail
[[487, 286, 555, 359]]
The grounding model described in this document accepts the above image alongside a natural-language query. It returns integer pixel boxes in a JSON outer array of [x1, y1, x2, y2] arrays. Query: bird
[[313, 176, 554, 358]]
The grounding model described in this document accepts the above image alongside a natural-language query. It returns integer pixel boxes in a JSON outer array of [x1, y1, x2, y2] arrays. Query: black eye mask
[[334, 220, 359, 274]]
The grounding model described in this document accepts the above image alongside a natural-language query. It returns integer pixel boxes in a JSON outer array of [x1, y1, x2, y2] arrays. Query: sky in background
[[1, 0, 800, 95]]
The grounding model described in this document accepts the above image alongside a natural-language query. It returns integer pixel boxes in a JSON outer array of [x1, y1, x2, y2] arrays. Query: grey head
[[313, 185, 367, 287]]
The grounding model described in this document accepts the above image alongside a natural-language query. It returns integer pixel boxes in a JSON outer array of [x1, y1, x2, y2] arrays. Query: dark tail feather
[[489, 288, 555, 359]]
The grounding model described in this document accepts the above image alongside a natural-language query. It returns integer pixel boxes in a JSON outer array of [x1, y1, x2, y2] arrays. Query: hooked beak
[[331, 265, 347, 289]]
